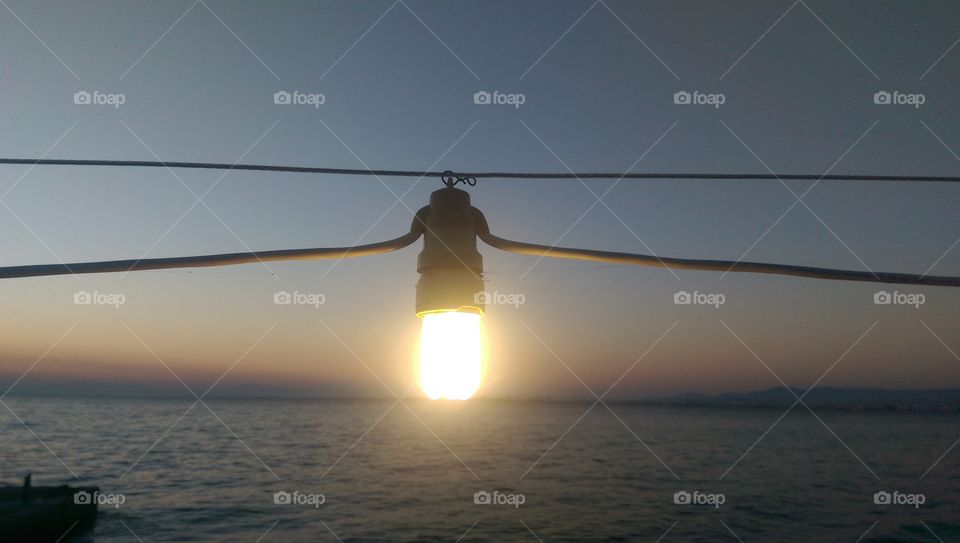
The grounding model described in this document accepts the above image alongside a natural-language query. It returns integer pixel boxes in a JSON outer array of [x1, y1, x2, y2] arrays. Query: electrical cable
[[467, 210, 960, 287], [1, 158, 959, 183], [477, 232, 960, 287], [0, 226, 424, 279]]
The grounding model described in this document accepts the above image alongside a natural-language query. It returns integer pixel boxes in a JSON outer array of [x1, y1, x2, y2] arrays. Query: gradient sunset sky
[[0, 0, 958, 400]]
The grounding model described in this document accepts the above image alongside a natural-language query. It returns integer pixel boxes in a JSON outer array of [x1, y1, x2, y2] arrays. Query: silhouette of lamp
[[413, 185, 486, 400]]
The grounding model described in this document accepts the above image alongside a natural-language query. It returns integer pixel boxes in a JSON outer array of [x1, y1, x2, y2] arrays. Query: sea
[[2, 397, 959, 542]]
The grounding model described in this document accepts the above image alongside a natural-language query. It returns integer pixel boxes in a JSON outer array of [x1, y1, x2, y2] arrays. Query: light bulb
[[418, 311, 482, 400]]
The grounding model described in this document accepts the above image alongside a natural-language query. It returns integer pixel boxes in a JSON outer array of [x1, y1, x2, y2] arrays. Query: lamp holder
[[415, 187, 485, 317]]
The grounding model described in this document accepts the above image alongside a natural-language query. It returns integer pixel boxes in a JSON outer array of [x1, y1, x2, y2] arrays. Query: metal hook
[[441, 170, 477, 188]]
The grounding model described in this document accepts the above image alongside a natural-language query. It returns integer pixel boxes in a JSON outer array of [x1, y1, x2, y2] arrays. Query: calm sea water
[[2, 397, 959, 542]]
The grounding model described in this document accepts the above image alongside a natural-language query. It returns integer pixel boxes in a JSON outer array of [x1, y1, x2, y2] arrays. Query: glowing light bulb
[[418, 311, 482, 400]]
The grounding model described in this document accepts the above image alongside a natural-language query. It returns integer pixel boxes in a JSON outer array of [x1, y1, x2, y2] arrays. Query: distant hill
[[658, 386, 960, 412]]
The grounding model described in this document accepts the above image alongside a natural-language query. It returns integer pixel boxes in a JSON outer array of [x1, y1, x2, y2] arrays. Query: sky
[[0, 0, 958, 400]]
